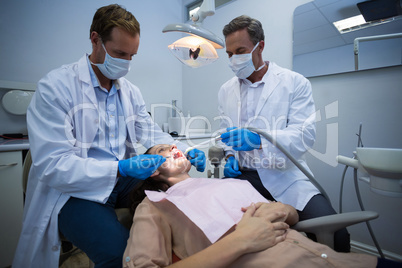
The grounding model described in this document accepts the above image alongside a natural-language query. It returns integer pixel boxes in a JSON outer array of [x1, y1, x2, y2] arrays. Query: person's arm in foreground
[[248, 202, 299, 226], [168, 204, 289, 268]]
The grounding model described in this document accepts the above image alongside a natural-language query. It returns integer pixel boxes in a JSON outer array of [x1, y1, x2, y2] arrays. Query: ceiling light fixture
[[333, 15, 367, 33], [162, 0, 224, 68], [333, 14, 402, 34]]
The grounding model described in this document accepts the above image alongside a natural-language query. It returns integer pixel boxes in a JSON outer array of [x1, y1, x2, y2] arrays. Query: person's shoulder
[[35, 60, 79, 96], [136, 197, 156, 213], [220, 76, 239, 91], [45, 61, 74, 76], [136, 197, 170, 219], [271, 62, 307, 81], [41, 58, 82, 86], [117, 77, 141, 93]]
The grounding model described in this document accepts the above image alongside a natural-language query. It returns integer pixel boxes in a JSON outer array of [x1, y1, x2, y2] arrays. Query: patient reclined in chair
[[125, 194, 378, 267], [122, 144, 386, 268]]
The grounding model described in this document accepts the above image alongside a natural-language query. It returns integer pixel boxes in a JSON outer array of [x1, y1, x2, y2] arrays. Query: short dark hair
[[222, 15, 264, 45], [90, 4, 140, 42]]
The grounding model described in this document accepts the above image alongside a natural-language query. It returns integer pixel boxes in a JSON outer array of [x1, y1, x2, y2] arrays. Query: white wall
[[0, 0, 184, 133]]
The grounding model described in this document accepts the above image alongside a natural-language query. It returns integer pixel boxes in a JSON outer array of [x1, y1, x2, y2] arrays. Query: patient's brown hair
[[129, 146, 168, 215]]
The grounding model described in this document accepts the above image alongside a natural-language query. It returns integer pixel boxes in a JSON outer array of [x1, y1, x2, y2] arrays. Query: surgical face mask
[[92, 43, 131, 80], [228, 42, 264, 79]]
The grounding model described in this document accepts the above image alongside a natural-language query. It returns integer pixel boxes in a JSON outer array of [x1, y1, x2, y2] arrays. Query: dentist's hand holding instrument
[[219, 127, 261, 177], [220, 127, 261, 151], [184, 136, 223, 172], [224, 155, 242, 178], [118, 155, 166, 180], [187, 148, 206, 172]]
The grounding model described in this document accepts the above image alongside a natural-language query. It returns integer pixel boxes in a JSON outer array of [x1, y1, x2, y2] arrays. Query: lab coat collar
[[78, 54, 92, 85], [83, 54, 122, 93], [78, 54, 97, 106], [76, 55, 100, 153]]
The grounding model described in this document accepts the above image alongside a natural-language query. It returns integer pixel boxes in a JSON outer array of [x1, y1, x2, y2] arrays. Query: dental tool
[[184, 136, 222, 155], [141, 156, 171, 161]]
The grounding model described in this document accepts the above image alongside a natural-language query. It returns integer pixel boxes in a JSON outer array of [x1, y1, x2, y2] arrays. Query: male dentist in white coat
[[13, 4, 205, 268], [218, 15, 350, 253]]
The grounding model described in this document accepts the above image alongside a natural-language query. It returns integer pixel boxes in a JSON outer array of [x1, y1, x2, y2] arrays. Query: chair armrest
[[292, 211, 378, 248]]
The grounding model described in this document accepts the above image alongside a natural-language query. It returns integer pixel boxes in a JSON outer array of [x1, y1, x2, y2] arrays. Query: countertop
[[0, 138, 30, 152]]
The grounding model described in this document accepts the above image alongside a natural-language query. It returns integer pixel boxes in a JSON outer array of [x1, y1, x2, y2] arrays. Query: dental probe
[[184, 136, 222, 155], [141, 156, 171, 161]]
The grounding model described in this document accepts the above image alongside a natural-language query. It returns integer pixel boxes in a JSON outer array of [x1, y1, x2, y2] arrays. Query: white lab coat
[[13, 55, 180, 267], [218, 62, 320, 211]]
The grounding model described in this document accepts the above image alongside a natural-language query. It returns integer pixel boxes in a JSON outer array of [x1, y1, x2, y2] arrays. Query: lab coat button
[[52, 245, 59, 251], [321, 253, 327, 258], [125, 256, 131, 262]]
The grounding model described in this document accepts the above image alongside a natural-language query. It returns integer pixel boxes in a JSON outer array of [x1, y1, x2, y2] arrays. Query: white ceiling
[[293, 0, 402, 55]]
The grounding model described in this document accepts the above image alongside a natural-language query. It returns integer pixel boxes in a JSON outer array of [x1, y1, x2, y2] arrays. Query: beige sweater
[[123, 198, 377, 268]]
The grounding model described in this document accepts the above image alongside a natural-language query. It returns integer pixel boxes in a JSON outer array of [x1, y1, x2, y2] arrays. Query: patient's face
[[148, 144, 191, 176]]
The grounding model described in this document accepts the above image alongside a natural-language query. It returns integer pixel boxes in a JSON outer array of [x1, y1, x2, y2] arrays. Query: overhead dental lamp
[[162, 0, 224, 68]]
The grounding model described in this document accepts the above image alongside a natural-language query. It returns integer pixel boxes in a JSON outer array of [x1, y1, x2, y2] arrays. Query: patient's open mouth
[[171, 149, 184, 159]]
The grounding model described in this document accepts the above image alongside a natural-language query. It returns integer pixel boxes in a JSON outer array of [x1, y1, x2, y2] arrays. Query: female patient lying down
[[123, 144, 383, 268]]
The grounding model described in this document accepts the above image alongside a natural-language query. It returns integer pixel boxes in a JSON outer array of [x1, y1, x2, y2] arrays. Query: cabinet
[[0, 151, 24, 268]]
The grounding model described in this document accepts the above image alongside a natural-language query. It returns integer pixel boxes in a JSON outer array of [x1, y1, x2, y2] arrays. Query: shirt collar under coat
[[233, 61, 280, 118]]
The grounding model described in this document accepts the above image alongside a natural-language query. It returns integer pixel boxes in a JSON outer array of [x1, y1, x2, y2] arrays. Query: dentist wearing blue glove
[[13, 5, 205, 268], [218, 15, 350, 253]]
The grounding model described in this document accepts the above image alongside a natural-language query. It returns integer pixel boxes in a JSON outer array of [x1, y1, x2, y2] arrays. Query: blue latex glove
[[224, 156, 242, 178], [118, 154, 166, 180], [220, 127, 261, 151], [187, 148, 206, 172]]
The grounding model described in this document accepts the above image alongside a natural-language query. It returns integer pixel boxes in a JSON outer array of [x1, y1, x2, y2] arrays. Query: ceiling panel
[[294, 8, 329, 33], [313, 0, 342, 8], [319, 0, 362, 22], [293, 0, 402, 55], [294, 23, 340, 45], [294, 2, 316, 15], [294, 35, 346, 55]]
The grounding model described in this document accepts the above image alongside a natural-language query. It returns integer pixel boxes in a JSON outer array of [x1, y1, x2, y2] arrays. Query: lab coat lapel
[[234, 79, 241, 126], [78, 55, 99, 155], [255, 65, 280, 117], [119, 84, 137, 146], [234, 79, 241, 101]]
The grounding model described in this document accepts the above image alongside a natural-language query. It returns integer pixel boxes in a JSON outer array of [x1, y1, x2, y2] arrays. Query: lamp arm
[[192, 0, 215, 24]]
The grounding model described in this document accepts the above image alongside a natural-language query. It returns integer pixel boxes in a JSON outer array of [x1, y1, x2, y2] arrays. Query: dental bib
[[145, 178, 269, 243]]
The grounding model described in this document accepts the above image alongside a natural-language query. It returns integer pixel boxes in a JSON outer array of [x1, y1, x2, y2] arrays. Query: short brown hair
[[223, 15, 264, 45], [90, 4, 140, 42]]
